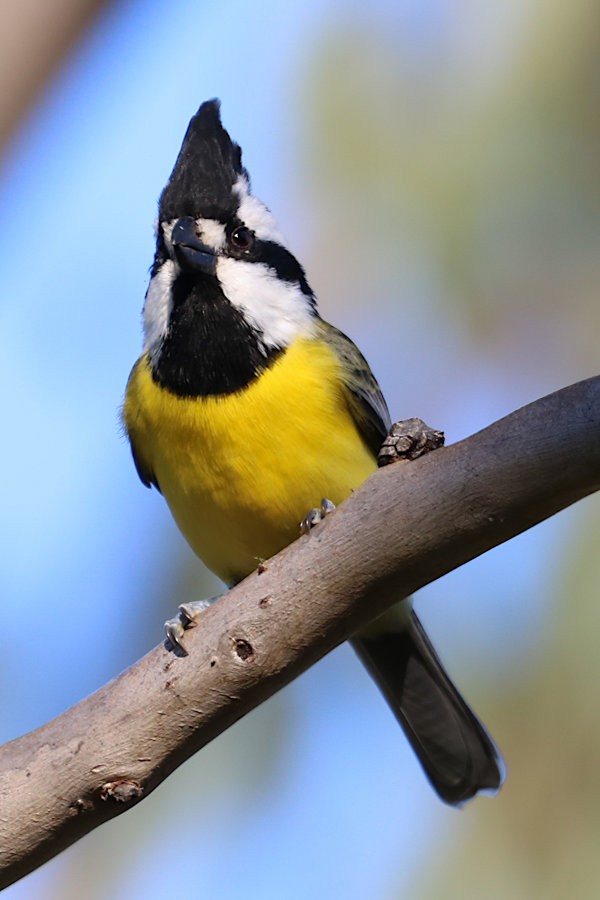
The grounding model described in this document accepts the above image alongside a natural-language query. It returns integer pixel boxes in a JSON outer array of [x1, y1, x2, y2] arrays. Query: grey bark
[[1, 376, 599, 889]]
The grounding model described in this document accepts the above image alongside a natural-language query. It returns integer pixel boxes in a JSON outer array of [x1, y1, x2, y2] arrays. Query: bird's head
[[142, 100, 317, 394]]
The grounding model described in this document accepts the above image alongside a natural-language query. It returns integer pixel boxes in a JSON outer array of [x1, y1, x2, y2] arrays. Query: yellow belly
[[123, 337, 377, 584]]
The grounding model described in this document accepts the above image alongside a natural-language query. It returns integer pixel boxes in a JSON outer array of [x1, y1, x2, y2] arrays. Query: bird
[[122, 99, 503, 805]]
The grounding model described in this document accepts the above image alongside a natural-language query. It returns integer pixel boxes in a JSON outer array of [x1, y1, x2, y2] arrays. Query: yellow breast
[[123, 337, 377, 584]]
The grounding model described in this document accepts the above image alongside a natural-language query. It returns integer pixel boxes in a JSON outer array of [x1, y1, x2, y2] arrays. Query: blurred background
[[1, 0, 599, 897]]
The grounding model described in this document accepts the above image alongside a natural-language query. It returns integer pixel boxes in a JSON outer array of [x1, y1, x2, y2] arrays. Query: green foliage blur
[[298, 2, 600, 896]]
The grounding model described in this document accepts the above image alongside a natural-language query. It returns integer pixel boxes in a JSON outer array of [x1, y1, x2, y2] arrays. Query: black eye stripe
[[254, 241, 313, 294], [157, 214, 317, 305]]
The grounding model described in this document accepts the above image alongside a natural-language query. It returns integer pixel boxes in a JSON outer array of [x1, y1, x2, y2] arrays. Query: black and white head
[[143, 99, 317, 397]]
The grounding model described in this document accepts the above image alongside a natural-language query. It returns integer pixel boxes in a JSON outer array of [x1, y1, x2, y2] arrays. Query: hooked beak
[[171, 217, 217, 274]]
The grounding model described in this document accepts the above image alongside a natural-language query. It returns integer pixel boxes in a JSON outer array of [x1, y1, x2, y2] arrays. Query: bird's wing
[[129, 440, 159, 491], [315, 317, 391, 457], [123, 357, 161, 492]]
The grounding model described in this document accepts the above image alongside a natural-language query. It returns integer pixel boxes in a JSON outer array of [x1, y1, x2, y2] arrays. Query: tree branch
[[2, 376, 600, 888], [0, 0, 108, 149]]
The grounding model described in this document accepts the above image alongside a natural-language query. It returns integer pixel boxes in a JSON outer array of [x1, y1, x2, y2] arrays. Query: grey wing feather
[[315, 317, 391, 456]]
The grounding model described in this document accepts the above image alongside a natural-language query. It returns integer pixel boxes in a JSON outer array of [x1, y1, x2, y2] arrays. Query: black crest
[[158, 99, 247, 223]]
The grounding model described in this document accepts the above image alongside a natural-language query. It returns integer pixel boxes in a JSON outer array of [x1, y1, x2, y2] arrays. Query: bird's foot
[[377, 418, 444, 467], [164, 597, 219, 655], [299, 498, 336, 535]]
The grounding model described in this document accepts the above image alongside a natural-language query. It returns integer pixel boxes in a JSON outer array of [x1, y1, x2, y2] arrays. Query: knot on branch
[[99, 780, 144, 804], [233, 638, 255, 662]]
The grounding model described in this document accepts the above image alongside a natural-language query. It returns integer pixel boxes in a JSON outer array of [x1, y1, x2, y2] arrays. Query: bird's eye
[[230, 225, 255, 253]]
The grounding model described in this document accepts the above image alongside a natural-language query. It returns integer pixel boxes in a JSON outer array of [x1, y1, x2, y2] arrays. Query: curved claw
[[299, 498, 336, 535], [164, 599, 216, 654], [300, 507, 321, 535], [165, 614, 190, 655]]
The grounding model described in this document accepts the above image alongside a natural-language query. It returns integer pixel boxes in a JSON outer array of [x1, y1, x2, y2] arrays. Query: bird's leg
[[377, 418, 444, 467], [164, 596, 221, 655], [299, 498, 336, 535]]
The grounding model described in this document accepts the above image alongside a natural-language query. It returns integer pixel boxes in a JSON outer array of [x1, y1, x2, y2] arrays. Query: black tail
[[351, 609, 504, 805]]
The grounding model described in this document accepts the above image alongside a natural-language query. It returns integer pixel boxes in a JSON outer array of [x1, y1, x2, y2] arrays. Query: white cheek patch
[[162, 220, 176, 255], [233, 175, 287, 245], [196, 218, 226, 251], [142, 259, 176, 360], [216, 256, 316, 349]]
